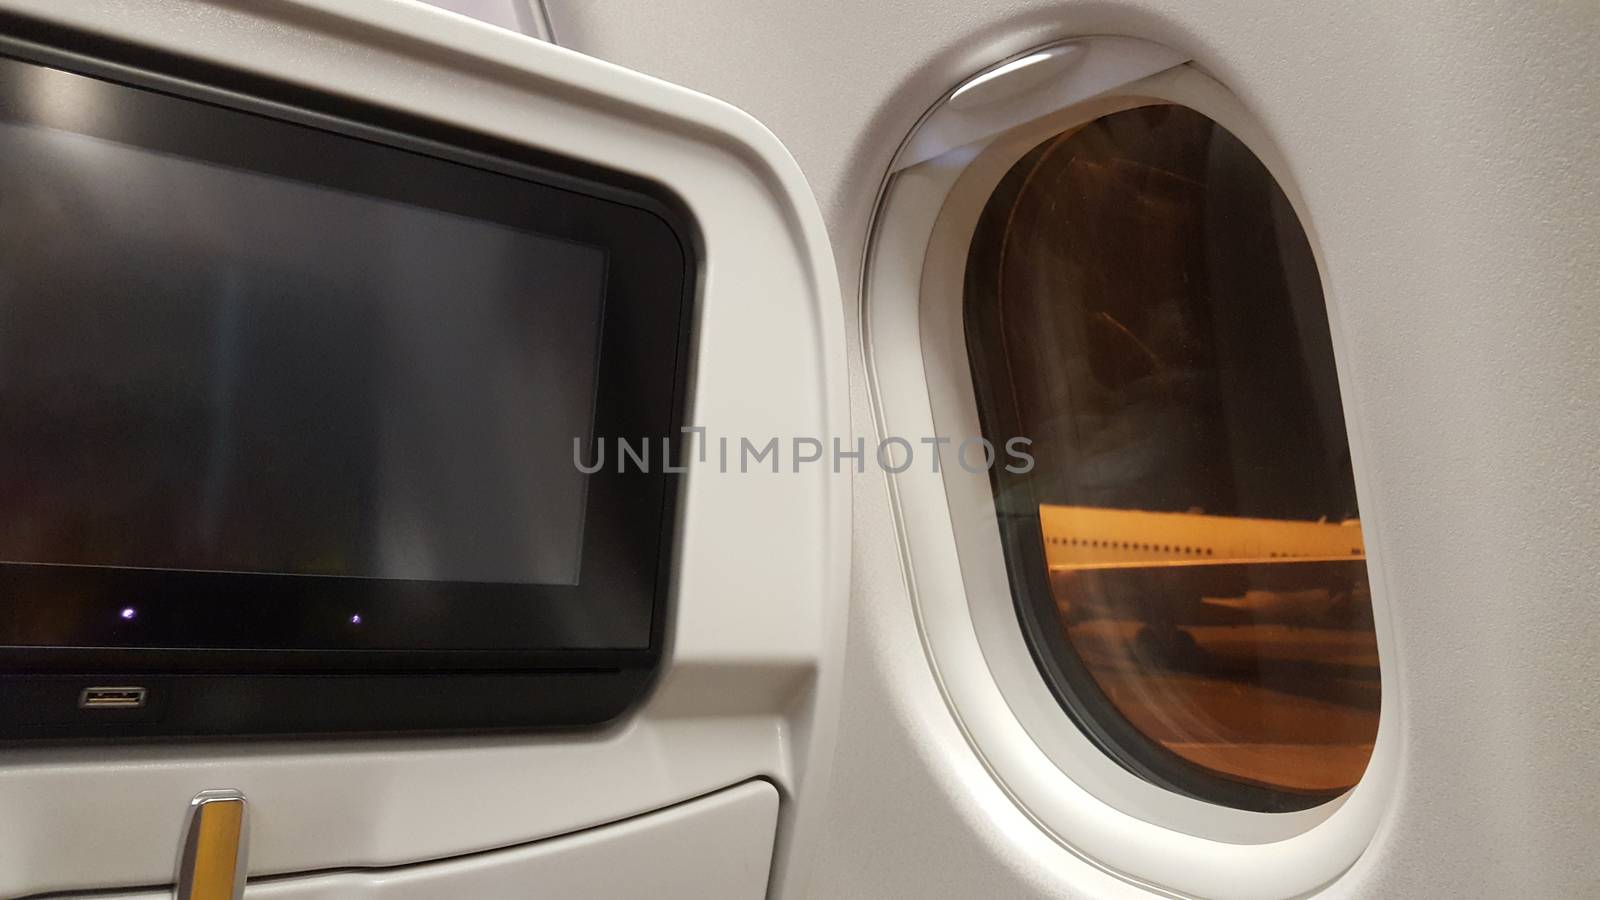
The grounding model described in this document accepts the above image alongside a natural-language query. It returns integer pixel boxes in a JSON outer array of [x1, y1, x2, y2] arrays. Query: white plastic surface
[[550, 2, 1600, 898], [82, 781, 779, 900], [0, 2, 848, 898], [418, 0, 542, 37], [895, 36, 1183, 170]]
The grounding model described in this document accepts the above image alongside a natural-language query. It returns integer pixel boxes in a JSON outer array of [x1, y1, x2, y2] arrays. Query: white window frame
[[861, 39, 1401, 900]]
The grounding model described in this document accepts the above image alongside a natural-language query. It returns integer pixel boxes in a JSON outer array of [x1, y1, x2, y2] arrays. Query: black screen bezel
[[0, 20, 696, 693]]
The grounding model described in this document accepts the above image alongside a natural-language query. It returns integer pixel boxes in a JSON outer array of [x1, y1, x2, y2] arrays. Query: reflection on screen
[[0, 118, 606, 585]]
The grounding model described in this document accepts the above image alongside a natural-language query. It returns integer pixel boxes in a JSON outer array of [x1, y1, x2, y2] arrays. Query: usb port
[[79, 686, 147, 709]]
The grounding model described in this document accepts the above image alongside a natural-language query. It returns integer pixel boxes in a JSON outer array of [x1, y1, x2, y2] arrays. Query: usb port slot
[[79, 686, 147, 709]]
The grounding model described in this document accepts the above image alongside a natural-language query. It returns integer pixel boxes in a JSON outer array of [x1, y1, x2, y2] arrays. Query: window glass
[[963, 104, 1379, 812]]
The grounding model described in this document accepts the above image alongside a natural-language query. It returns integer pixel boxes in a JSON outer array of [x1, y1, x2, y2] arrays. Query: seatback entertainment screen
[[0, 36, 689, 722], [0, 107, 607, 588]]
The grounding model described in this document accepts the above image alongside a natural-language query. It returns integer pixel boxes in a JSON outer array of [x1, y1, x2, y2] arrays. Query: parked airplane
[[1039, 504, 1365, 569], [1039, 505, 1370, 629]]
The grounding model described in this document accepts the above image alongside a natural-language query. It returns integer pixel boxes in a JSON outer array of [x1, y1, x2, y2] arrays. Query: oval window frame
[[861, 45, 1400, 900]]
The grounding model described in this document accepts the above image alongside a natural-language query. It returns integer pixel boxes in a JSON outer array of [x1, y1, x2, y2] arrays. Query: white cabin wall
[[548, 2, 1600, 898], [417, 0, 540, 36]]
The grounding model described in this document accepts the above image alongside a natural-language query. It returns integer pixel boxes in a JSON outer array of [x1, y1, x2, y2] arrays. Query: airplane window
[[963, 104, 1380, 812]]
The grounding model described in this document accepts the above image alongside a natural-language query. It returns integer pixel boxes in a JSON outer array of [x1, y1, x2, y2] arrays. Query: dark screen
[[0, 66, 607, 587]]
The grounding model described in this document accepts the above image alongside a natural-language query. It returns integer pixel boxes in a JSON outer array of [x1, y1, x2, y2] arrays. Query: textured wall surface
[[549, 2, 1600, 897], [419, 0, 535, 35]]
